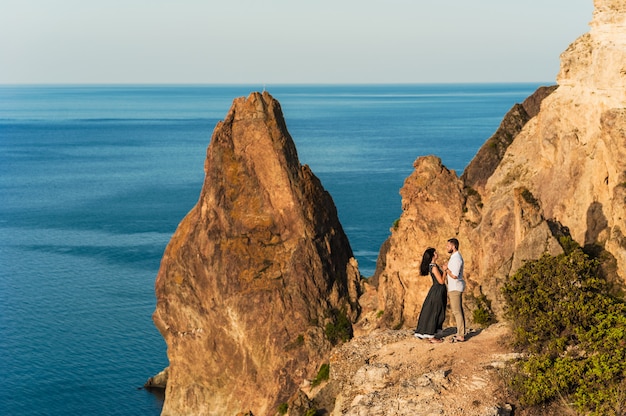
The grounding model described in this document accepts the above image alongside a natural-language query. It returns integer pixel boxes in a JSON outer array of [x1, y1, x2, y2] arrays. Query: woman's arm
[[432, 266, 446, 285]]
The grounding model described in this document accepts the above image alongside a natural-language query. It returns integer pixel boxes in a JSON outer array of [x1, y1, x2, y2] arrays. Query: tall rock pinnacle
[[152, 92, 360, 416]]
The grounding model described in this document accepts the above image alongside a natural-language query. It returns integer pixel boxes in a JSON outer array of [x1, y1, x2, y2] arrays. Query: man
[[443, 238, 465, 342]]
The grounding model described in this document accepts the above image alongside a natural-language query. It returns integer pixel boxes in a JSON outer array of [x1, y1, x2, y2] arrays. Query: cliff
[[152, 91, 360, 416], [370, 0, 626, 328]]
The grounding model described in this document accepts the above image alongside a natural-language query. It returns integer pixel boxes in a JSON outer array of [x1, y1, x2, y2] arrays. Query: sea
[[0, 83, 544, 415]]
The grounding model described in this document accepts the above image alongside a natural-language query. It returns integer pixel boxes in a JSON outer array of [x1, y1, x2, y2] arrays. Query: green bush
[[311, 363, 330, 387], [325, 309, 352, 345], [520, 188, 539, 206], [502, 248, 626, 414], [284, 334, 305, 351], [558, 235, 580, 255], [277, 402, 288, 415], [471, 294, 496, 327]]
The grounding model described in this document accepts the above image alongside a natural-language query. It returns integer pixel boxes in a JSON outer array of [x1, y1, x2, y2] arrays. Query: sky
[[0, 0, 594, 84]]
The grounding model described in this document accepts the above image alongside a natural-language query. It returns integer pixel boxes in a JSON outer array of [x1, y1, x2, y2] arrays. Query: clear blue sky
[[0, 0, 594, 84]]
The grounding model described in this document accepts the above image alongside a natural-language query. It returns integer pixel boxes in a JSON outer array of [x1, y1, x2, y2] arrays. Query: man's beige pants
[[449, 290, 465, 336]]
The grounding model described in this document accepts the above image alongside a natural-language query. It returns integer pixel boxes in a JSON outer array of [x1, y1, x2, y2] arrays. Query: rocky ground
[[303, 322, 530, 416]]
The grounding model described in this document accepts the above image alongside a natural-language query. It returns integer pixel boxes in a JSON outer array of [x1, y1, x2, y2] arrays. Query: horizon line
[[0, 81, 556, 87]]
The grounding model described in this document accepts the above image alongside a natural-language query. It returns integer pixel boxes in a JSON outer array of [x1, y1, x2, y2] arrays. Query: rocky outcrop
[[144, 366, 169, 390], [152, 92, 360, 416], [371, 0, 626, 328], [366, 87, 562, 331], [473, 0, 626, 314]]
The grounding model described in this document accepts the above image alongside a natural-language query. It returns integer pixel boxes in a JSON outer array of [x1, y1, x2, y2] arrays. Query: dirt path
[[318, 322, 520, 415], [376, 324, 516, 414]]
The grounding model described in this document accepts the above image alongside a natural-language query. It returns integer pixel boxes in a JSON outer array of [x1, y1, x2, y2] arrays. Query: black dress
[[415, 264, 447, 336]]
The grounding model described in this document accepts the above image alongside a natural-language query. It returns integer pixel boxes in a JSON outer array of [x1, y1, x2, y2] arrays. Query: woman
[[414, 247, 447, 343]]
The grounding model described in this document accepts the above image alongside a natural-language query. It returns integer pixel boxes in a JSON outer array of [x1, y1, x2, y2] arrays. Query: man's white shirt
[[447, 251, 465, 292]]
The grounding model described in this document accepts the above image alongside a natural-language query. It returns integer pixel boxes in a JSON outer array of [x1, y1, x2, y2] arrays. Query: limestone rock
[[368, 93, 561, 328], [144, 366, 169, 390], [369, 0, 626, 328], [152, 91, 360, 416], [462, 85, 558, 194], [476, 0, 626, 310]]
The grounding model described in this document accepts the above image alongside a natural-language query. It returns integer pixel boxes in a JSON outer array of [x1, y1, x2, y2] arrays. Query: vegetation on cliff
[[503, 246, 626, 415]]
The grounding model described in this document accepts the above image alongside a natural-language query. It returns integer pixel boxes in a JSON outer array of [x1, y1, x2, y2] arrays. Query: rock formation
[[370, 0, 626, 328], [152, 91, 360, 416], [466, 0, 626, 316]]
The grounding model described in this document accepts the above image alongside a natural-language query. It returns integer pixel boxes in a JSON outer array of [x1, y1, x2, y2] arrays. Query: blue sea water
[[0, 83, 544, 415]]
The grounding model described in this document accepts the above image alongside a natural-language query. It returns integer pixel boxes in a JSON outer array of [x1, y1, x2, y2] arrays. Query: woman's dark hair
[[420, 248, 436, 276]]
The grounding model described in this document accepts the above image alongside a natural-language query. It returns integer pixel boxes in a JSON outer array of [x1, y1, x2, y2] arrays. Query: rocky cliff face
[[371, 0, 626, 328], [152, 92, 360, 416], [472, 0, 626, 316]]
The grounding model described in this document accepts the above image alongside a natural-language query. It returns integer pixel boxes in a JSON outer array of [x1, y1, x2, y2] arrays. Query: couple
[[414, 238, 465, 344]]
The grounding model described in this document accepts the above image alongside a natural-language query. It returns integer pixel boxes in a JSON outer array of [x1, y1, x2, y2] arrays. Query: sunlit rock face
[[461, 85, 558, 194], [478, 0, 626, 304], [370, 0, 626, 328], [153, 92, 360, 416]]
